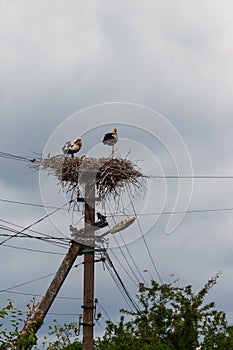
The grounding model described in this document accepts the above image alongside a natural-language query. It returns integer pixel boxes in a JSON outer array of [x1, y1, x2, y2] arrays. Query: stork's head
[[74, 137, 82, 144]]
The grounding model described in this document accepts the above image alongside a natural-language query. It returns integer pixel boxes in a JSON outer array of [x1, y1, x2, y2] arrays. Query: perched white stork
[[102, 128, 118, 156], [62, 137, 82, 158]]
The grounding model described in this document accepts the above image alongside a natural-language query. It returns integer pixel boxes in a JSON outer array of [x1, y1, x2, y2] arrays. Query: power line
[[2, 198, 233, 217], [0, 218, 69, 243], [0, 225, 70, 250], [0, 262, 83, 294], [105, 260, 135, 312], [0, 290, 82, 300], [108, 247, 139, 287], [0, 234, 69, 250], [48, 312, 79, 316], [107, 206, 233, 217], [152, 175, 233, 179], [0, 151, 231, 179], [0, 219, 70, 249], [106, 202, 147, 286], [0, 197, 69, 210], [1, 243, 65, 255], [0, 272, 56, 293], [127, 188, 163, 284], [2, 289, 110, 322], [99, 302, 112, 322], [105, 253, 140, 313], [105, 251, 140, 312], [0, 201, 71, 246], [111, 235, 147, 286], [0, 230, 69, 243], [0, 151, 39, 163]]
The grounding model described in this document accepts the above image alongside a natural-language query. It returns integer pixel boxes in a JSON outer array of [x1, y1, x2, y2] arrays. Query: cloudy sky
[[1, 0, 233, 345]]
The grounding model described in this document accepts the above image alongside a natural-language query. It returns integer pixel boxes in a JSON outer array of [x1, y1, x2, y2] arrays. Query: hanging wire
[[0, 218, 69, 244], [0, 263, 83, 294], [98, 302, 112, 322], [106, 202, 148, 286], [0, 272, 56, 292], [1, 243, 65, 255], [108, 247, 139, 287], [1, 290, 82, 300], [104, 260, 135, 312], [126, 188, 163, 284], [47, 312, 79, 316], [0, 223, 69, 241], [0, 224, 70, 249], [2, 151, 233, 179], [0, 151, 39, 163], [0, 201, 72, 246], [0, 197, 70, 210], [151, 175, 233, 179], [105, 253, 140, 313], [108, 206, 233, 217], [2, 195, 233, 217]]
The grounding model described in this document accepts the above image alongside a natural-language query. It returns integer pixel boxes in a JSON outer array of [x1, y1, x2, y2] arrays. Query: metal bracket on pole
[[80, 322, 95, 327], [81, 305, 95, 310]]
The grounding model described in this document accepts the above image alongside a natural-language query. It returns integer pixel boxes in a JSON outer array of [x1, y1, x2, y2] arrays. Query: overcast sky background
[[1, 0, 233, 345]]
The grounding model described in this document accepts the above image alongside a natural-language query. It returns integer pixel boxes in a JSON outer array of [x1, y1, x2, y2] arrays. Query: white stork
[[62, 137, 82, 158], [102, 128, 118, 156]]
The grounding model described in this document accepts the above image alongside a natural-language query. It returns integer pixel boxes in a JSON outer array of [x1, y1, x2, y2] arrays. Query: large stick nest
[[35, 155, 147, 200]]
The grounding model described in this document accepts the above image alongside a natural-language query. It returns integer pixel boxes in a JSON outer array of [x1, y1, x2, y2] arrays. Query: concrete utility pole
[[17, 177, 135, 349], [82, 182, 95, 350], [31, 242, 81, 321], [14, 152, 141, 350], [18, 241, 81, 350], [17, 181, 97, 350]]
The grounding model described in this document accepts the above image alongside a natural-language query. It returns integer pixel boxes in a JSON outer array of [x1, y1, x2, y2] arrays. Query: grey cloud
[[1, 0, 233, 340]]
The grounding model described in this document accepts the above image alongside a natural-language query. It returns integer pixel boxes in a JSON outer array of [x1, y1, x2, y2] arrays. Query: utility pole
[[17, 186, 135, 350], [17, 241, 81, 350], [82, 181, 95, 350], [15, 154, 141, 350], [17, 181, 98, 350]]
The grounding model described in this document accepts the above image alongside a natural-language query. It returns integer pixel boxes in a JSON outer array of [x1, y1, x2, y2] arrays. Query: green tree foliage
[[96, 273, 233, 350], [36, 320, 82, 350], [0, 299, 24, 349], [1, 274, 233, 349]]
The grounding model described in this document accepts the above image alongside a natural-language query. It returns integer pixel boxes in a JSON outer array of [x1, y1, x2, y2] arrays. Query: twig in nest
[[32, 155, 147, 206]]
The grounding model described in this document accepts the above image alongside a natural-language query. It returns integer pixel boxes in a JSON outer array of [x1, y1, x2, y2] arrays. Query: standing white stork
[[62, 137, 82, 158], [102, 128, 118, 156]]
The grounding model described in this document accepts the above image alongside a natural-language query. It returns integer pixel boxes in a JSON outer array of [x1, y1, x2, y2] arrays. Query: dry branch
[[33, 155, 147, 204]]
